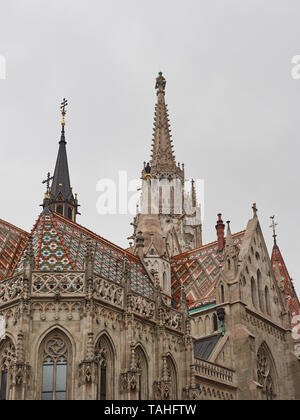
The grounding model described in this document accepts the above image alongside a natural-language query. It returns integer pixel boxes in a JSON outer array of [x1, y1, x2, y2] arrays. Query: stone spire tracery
[[145, 72, 184, 180]]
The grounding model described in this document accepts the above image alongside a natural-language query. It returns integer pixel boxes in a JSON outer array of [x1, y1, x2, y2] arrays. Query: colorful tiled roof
[[15, 211, 154, 298], [271, 243, 300, 336], [171, 232, 245, 307], [0, 219, 29, 281]]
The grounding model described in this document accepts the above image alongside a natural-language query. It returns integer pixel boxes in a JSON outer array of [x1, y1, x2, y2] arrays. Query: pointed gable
[[271, 243, 300, 330]]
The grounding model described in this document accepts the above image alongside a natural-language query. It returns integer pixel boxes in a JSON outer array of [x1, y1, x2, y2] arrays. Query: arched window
[[204, 315, 210, 335], [67, 207, 73, 220], [163, 272, 168, 290], [0, 339, 16, 401], [227, 259, 231, 271], [220, 284, 225, 303], [257, 270, 264, 312], [39, 331, 72, 400], [166, 356, 177, 399], [56, 205, 63, 215], [265, 286, 271, 315], [135, 346, 148, 400], [251, 277, 257, 307], [213, 313, 218, 331], [257, 344, 277, 400], [95, 335, 114, 400], [239, 278, 244, 301]]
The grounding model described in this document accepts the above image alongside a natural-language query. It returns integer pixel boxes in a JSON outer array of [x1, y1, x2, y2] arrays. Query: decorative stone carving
[[159, 306, 182, 330], [0, 276, 24, 304], [32, 272, 84, 294], [94, 277, 124, 307], [12, 362, 31, 386], [128, 294, 155, 319], [153, 380, 171, 400], [120, 371, 137, 393], [79, 360, 98, 385]]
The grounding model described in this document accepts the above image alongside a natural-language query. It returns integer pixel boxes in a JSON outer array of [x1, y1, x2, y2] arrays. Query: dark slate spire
[[50, 123, 72, 201], [46, 98, 80, 222]]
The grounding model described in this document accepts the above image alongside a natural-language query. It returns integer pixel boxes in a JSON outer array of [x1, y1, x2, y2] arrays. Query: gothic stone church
[[0, 73, 299, 401]]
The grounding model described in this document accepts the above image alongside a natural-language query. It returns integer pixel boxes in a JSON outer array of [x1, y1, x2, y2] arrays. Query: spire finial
[[252, 203, 258, 218], [60, 98, 68, 127], [270, 215, 278, 245], [155, 71, 166, 95]]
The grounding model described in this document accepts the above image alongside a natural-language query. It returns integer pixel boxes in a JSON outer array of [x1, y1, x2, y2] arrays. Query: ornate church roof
[[0, 219, 29, 281], [271, 242, 300, 337], [13, 211, 153, 298], [171, 231, 245, 308]]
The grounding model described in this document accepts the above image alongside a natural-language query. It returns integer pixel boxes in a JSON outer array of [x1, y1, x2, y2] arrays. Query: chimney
[[215, 213, 225, 252]]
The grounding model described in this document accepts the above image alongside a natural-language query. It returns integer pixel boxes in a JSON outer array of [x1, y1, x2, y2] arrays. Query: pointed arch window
[[220, 284, 225, 303], [163, 272, 168, 290], [67, 207, 73, 220], [56, 205, 63, 215], [251, 277, 257, 307], [0, 339, 16, 401], [213, 313, 218, 332], [257, 344, 276, 400], [166, 356, 177, 400], [257, 270, 264, 312], [40, 331, 72, 400], [204, 315, 211, 335], [265, 286, 271, 315], [95, 335, 114, 400], [135, 346, 148, 400]]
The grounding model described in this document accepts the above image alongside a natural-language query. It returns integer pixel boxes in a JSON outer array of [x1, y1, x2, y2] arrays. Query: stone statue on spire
[[155, 72, 166, 95]]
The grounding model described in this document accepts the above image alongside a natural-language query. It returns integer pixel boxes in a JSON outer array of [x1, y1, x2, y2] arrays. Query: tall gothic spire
[[50, 100, 72, 202], [43, 98, 80, 222], [148, 72, 183, 179]]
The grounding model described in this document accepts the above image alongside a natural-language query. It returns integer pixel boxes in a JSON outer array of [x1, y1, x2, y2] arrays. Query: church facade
[[0, 73, 299, 400]]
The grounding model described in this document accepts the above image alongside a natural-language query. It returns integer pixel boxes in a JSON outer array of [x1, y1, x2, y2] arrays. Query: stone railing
[[159, 306, 182, 331], [0, 275, 24, 305], [32, 272, 85, 295], [128, 292, 155, 319], [194, 358, 236, 387], [93, 276, 124, 307]]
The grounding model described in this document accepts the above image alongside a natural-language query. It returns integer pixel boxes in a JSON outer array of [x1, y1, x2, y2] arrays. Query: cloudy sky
[[0, 0, 300, 296]]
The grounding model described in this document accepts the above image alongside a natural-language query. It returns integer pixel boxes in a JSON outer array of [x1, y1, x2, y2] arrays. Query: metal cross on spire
[[60, 98, 68, 126], [42, 172, 54, 192], [269, 215, 278, 245]]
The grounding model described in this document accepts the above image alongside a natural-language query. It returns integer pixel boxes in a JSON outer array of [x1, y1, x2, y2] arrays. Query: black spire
[[50, 124, 72, 201], [44, 98, 80, 222]]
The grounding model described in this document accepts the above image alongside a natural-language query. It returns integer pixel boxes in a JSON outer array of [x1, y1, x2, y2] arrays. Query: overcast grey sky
[[1, 0, 300, 296]]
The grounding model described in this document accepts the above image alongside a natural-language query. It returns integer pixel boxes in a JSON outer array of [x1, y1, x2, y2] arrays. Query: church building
[[0, 73, 299, 400]]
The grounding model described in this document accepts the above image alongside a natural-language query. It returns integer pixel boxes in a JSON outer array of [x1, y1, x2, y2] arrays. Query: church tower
[[130, 73, 202, 295], [42, 98, 80, 222]]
